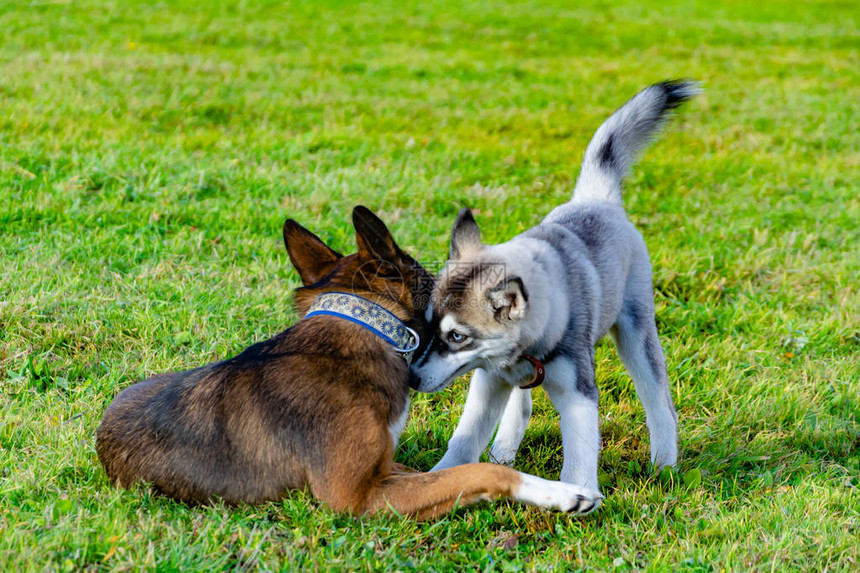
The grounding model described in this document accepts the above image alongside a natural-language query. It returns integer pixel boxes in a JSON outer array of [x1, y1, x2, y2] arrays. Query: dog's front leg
[[543, 356, 601, 494], [432, 369, 512, 471], [362, 463, 602, 520], [489, 388, 532, 465]]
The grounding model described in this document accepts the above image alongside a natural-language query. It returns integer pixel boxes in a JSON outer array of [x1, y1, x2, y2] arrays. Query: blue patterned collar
[[305, 292, 420, 364]]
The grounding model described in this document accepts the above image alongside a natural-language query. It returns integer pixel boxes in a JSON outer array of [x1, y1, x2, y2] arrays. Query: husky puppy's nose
[[408, 369, 421, 390]]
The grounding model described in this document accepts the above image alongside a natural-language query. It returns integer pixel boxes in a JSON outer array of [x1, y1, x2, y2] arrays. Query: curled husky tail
[[573, 80, 700, 205]]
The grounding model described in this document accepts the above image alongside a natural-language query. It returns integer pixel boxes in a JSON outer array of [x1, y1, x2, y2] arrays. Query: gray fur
[[410, 81, 698, 491]]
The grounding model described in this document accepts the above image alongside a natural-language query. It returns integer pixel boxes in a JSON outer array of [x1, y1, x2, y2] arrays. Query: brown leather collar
[[519, 354, 545, 389]]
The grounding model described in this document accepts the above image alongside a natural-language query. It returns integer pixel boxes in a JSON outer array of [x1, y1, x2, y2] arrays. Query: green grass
[[1, 0, 858, 570]]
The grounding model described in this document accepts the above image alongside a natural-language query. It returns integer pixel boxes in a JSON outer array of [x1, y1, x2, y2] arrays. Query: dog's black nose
[[408, 369, 421, 390]]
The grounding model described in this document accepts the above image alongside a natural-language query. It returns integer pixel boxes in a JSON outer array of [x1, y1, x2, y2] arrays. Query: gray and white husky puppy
[[409, 81, 699, 501]]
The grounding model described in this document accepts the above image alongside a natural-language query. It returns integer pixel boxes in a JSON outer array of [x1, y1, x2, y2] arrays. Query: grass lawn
[[1, 0, 858, 570]]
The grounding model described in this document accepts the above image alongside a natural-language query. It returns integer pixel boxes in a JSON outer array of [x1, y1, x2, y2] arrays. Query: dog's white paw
[[514, 474, 603, 514], [488, 445, 517, 466]]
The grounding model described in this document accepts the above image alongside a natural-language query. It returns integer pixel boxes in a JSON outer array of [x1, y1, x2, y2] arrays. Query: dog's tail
[[572, 80, 700, 205]]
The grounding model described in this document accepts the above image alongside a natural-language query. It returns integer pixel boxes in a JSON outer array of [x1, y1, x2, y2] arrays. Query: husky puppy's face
[[410, 209, 528, 393]]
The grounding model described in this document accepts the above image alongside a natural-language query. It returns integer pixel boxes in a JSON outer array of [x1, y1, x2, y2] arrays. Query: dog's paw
[[514, 474, 603, 514], [560, 485, 603, 515], [488, 445, 517, 466]]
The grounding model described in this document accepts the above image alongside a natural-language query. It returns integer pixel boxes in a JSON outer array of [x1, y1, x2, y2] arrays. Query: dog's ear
[[283, 219, 343, 285], [353, 205, 401, 263], [487, 277, 528, 321], [450, 208, 481, 260]]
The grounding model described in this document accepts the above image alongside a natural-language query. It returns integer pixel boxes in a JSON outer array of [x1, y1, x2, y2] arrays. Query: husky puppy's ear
[[487, 277, 528, 321], [353, 205, 402, 263], [283, 219, 343, 285], [450, 208, 482, 260]]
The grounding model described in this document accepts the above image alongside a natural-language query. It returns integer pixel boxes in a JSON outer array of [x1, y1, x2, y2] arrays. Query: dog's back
[[97, 319, 408, 504], [96, 207, 422, 507]]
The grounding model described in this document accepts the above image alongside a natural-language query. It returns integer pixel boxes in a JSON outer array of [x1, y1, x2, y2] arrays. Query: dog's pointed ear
[[283, 219, 343, 285], [353, 205, 401, 263], [450, 208, 481, 260], [487, 277, 528, 322]]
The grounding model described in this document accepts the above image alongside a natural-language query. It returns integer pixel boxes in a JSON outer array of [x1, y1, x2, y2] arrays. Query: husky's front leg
[[432, 369, 512, 471], [543, 356, 601, 494], [489, 388, 532, 465]]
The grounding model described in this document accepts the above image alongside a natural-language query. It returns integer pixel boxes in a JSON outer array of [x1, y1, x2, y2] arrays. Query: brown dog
[[96, 206, 602, 520]]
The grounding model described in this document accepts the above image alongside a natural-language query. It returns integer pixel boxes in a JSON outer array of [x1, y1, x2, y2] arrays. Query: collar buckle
[[519, 353, 545, 389], [392, 326, 420, 365]]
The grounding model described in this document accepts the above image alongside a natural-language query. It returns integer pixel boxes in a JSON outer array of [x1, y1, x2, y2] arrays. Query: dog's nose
[[408, 369, 421, 390]]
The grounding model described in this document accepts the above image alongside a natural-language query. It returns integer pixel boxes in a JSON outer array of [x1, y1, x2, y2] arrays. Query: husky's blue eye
[[449, 330, 468, 344]]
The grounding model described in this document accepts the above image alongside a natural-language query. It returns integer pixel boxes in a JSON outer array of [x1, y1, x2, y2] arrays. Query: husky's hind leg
[[612, 297, 678, 469]]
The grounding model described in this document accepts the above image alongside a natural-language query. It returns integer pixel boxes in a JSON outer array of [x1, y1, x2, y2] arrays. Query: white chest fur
[[493, 360, 536, 386], [388, 396, 410, 449]]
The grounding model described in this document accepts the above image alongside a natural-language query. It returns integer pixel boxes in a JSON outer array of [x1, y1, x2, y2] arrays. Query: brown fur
[[96, 206, 529, 519]]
